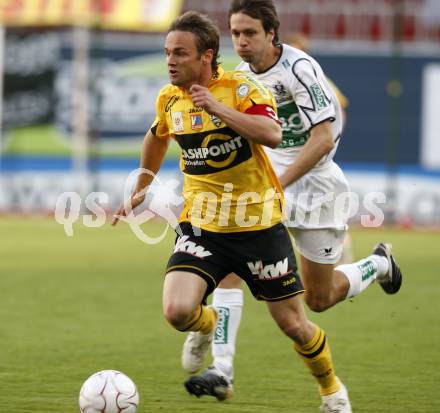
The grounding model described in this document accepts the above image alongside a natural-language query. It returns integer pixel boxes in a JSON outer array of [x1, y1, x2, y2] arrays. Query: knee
[[218, 273, 242, 289], [304, 293, 331, 313], [277, 317, 306, 340], [163, 301, 193, 329]]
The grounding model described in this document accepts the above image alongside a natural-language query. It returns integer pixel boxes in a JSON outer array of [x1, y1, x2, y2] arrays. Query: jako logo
[[247, 258, 288, 279], [174, 236, 212, 258]]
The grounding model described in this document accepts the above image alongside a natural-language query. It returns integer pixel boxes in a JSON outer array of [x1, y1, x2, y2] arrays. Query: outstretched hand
[[112, 192, 145, 226]]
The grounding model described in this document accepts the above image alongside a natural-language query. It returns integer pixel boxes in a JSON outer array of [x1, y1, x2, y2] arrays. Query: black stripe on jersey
[[309, 65, 332, 106], [292, 58, 332, 106], [309, 116, 336, 130], [323, 133, 341, 162], [174, 127, 253, 175], [291, 58, 317, 119], [151, 122, 158, 136], [291, 58, 333, 122], [323, 84, 332, 105], [249, 44, 284, 75]]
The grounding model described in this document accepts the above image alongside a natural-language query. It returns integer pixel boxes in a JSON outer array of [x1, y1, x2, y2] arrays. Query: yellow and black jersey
[[151, 66, 284, 233]]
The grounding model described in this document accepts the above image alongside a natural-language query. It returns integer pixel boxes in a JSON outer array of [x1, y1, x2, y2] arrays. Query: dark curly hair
[[228, 0, 280, 45]]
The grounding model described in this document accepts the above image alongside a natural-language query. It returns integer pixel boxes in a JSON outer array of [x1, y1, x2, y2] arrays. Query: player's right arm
[[135, 129, 170, 195], [112, 129, 169, 226], [113, 87, 171, 226]]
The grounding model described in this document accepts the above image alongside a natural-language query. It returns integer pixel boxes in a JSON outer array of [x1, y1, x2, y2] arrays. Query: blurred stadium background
[[0, 0, 439, 226], [1, 1, 440, 412]]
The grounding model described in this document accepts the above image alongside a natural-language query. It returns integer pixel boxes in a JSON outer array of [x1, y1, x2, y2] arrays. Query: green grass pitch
[[1, 217, 439, 412]]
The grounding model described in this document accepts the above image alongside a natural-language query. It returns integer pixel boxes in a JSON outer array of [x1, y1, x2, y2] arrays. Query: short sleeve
[[233, 73, 277, 114], [291, 59, 336, 130], [150, 90, 170, 140]]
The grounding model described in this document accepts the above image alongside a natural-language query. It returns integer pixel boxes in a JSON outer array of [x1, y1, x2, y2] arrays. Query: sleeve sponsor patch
[[309, 83, 328, 110]]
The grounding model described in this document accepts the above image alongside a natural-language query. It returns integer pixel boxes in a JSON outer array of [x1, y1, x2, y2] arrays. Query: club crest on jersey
[[237, 83, 250, 98], [172, 111, 184, 132], [272, 81, 291, 105], [210, 114, 222, 128], [190, 114, 203, 130]]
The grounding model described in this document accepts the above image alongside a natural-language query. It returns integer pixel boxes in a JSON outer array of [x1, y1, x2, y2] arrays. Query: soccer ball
[[79, 370, 139, 413]]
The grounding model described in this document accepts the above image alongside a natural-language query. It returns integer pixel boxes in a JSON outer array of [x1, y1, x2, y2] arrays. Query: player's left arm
[[189, 84, 281, 148], [278, 121, 334, 188]]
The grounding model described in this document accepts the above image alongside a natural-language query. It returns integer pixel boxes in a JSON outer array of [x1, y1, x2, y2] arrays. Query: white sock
[[371, 254, 389, 277], [212, 288, 243, 380], [337, 255, 389, 299]]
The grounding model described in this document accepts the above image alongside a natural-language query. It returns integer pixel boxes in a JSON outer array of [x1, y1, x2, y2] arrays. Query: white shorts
[[288, 227, 346, 264], [275, 160, 350, 264], [280, 161, 350, 231]]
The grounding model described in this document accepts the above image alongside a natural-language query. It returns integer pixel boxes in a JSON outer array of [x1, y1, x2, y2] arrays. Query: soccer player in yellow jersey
[[114, 10, 346, 410], [183, 1, 403, 412]]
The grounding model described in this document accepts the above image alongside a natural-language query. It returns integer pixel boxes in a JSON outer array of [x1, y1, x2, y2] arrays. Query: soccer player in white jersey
[[286, 30, 354, 264], [183, 1, 402, 411]]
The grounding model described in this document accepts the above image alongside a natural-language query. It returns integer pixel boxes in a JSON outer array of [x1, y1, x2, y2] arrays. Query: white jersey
[[237, 44, 349, 234], [236, 44, 343, 169]]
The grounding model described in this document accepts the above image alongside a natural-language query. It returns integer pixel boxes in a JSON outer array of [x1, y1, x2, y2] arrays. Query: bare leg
[[300, 255, 350, 313], [266, 294, 315, 344], [163, 271, 211, 330]]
